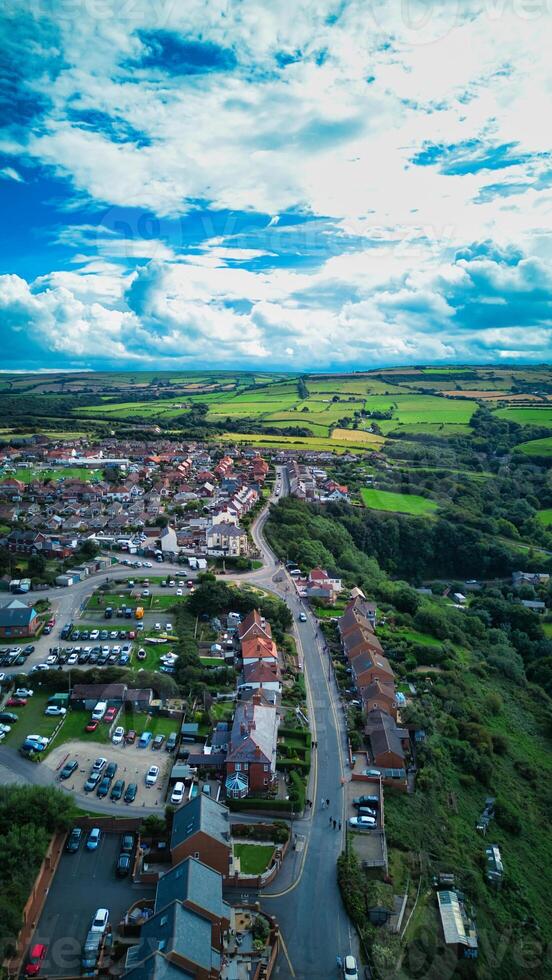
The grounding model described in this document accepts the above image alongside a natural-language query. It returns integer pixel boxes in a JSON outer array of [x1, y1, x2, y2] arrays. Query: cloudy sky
[[1, 0, 551, 371]]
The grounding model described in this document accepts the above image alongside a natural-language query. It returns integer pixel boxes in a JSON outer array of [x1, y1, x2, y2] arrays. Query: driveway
[[29, 832, 154, 977]]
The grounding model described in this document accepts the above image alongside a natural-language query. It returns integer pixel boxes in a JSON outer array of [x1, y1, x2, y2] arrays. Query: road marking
[[277, 928, 296, 978]]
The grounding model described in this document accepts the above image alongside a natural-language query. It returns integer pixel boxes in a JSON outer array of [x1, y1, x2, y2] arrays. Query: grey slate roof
[[0, 598, 37, 627], [170, 794, 230, 851], [133, 902, 221, 973], [155, 857, 228, 920], [124, 952, 193, 980]]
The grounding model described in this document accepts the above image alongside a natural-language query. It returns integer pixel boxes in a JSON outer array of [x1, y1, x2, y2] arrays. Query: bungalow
[[0, 598, 39, 638]]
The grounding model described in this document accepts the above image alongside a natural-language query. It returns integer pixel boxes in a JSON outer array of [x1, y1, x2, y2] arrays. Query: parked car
[[104, 707, 117, 724], [125, 730, 136, 744], [96, 776, 111, 798], [116, 852, 132, 877], [66, 653, 78, 666], [0, 711, 18, 723], [154, 622, 161, 631], [110, 779, 125, 801], [25, 943, 47, 976], [112, 726, 125, 744], [85, 719, 99, 732], [137, 648, 147, 660], [124, 783, 137, 804], [86, 827, 102, 850], [83, 772, 101, 793], [6, 697, 26, 707], [65, 827, 83, 853], [145, 765, 160, 786], [170, 781, 185, 805], [15, 688, 33, 698], [299, 612, 307, 622], [45, 705, 66, 717], [105, 761, 118, 779], [92, 756, 107, 773], [202, 784, 211, 796], [349, 815, 376, 829], [60, 759, 79, 780], [138, 731, 153, 748], [343, 955, 359, 980], [152, 734, 165, 750], [165, 622, 173, 632], [90, 908, 109, 933], [166, 732, 178, 752], [120, 833, 135, 853]]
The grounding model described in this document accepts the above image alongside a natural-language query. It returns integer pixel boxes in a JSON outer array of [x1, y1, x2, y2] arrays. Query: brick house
[[169, 796, 232, 877], [226, 691, 278, 795], [0, 598, 39, 638]]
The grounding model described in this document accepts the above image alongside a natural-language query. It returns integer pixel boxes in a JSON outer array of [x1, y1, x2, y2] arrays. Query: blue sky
[[1, 0, 551, 371]]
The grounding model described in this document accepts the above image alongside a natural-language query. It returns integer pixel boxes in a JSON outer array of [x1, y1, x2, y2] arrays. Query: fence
[[5, 831, 66, 979]]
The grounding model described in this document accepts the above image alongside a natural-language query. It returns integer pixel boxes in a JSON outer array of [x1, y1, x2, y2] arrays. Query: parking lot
[[45, 739, 172, 809], [29, 831, 154, 977]]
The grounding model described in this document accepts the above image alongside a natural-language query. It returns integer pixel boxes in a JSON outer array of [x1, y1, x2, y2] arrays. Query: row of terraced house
[[338, 594, 409, 776]]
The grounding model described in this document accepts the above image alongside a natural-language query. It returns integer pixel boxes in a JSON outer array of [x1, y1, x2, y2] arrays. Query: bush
[[495, 799, 522, 835]]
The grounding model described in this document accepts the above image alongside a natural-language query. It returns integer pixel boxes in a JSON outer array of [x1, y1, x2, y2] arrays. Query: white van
[[92, 701, 108, 721]]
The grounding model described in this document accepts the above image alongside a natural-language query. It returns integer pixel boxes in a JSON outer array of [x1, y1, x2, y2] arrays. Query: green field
[[517, 436, 552, 456], [3, 466, 102, 483], [360, 487, 438, 515], [537, 508, 552, 526], [494, 407, 552, 426]]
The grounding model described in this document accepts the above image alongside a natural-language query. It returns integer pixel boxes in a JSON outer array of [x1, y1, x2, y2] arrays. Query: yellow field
[[331, 428, 383, 444]]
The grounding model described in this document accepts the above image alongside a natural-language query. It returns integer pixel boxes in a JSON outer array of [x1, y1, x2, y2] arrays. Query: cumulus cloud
[[1, 0, 551, 367]]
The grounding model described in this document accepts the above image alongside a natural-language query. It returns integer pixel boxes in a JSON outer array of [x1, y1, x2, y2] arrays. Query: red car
[[25, 944, 47, 976], [85, 720, 99, 732], [104, 707, 117, 723], [125, 730, 136, 744], [128, 630, 136, 640], [7, 697, 27, 707]]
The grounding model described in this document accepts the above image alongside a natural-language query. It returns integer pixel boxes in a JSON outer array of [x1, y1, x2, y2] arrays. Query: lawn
[[1, 693, 61, 747], [123, 713, 180, 738], [233, 843, 274, 875], [537, 508, 552, 526], [57, 709, 110, 747], [360, 487, 438, 515], [8, 467, 102, 483]]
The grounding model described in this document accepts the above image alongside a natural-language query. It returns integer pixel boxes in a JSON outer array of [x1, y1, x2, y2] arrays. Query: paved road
[[244, 468, 357, 978]]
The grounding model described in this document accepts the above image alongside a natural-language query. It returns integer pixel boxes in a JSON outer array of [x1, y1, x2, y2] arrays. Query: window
[[194, 851, 199, 859], [243, 763, 249, 770], [263, 778, 268, 786], [263, 764, 269, 772]]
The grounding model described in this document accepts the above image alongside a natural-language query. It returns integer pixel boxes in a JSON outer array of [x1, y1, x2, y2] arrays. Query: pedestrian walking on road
[[321, 798, 326, 809], [336, 955, 343, 969], [329, 814, 333, 825], [326, 798, 330, 808], [338, 821, 342, 831]]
